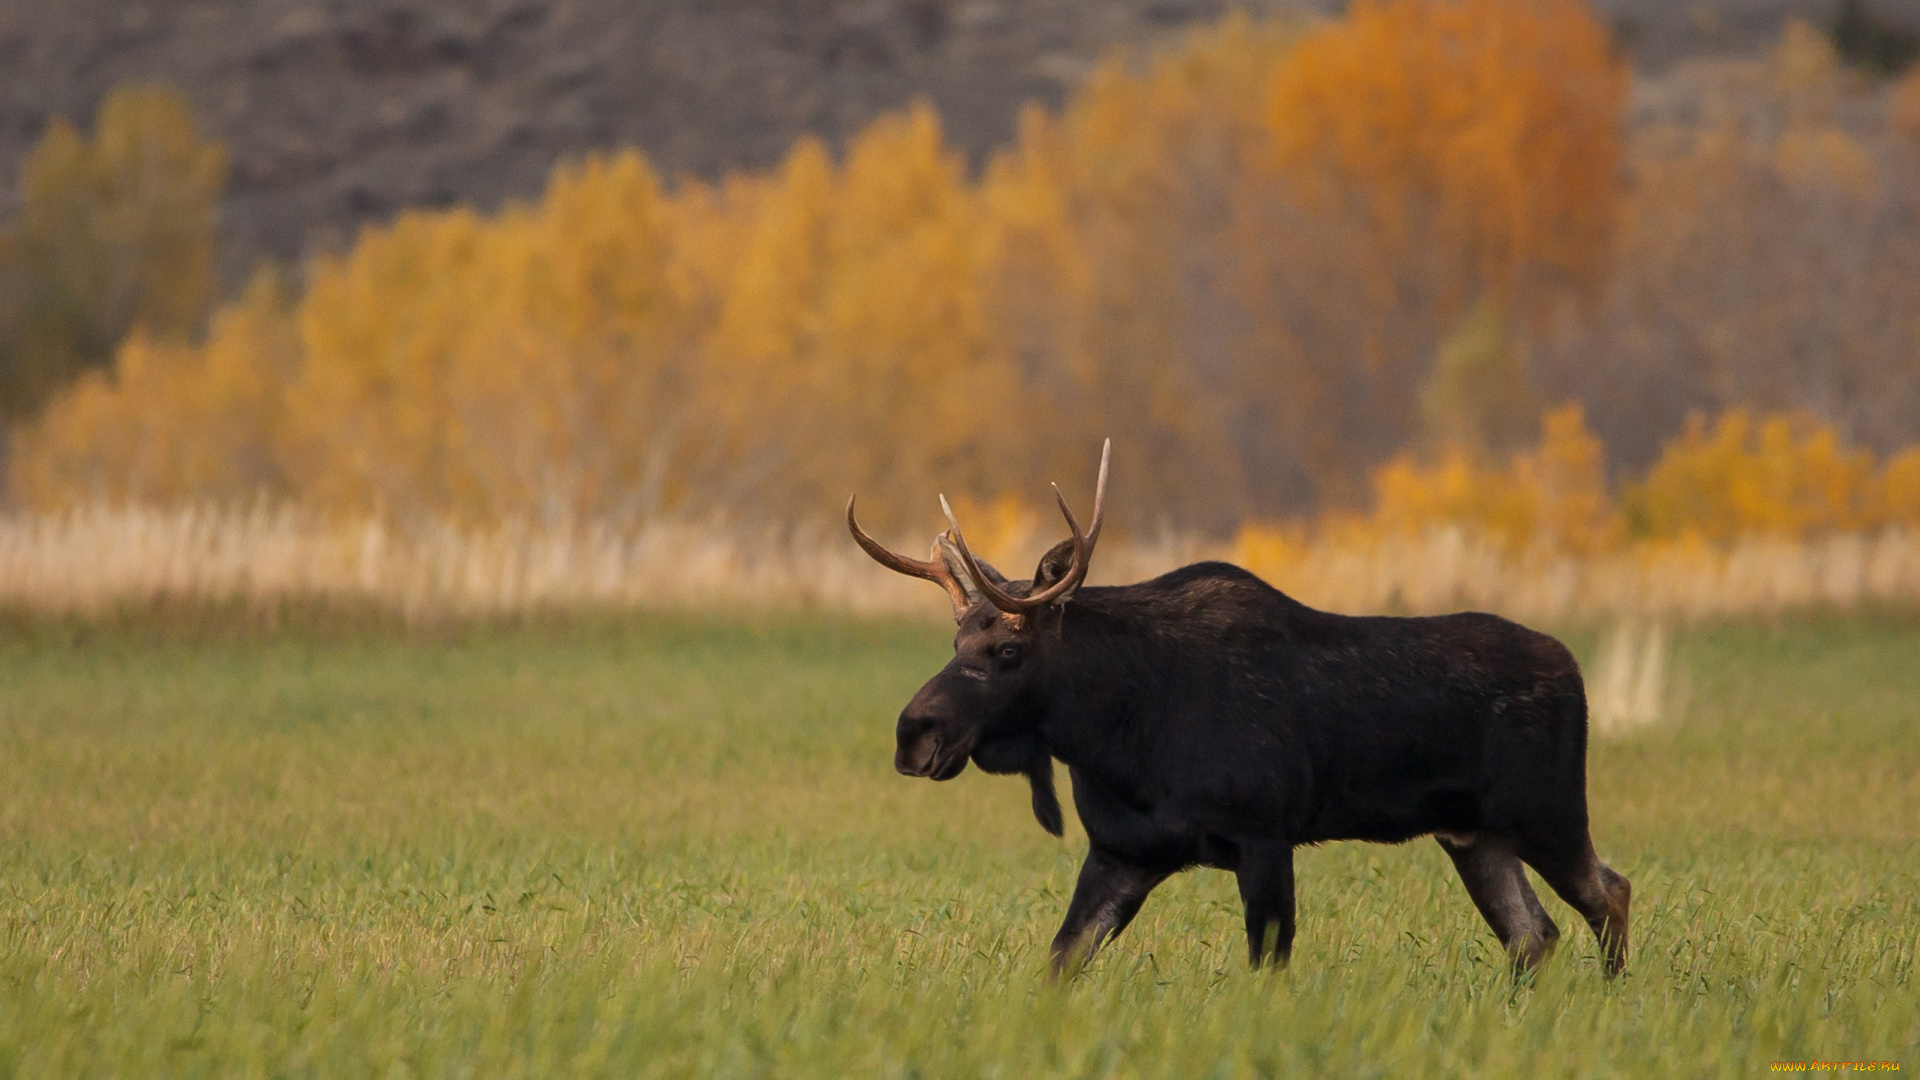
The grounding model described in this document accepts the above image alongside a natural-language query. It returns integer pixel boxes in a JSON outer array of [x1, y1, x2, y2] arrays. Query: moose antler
[[940, 439, 1109, 615], [846, 496, 975, 615]]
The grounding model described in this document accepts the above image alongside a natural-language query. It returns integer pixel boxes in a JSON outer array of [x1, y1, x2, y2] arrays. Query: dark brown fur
[[893, 559, 1632, 977]]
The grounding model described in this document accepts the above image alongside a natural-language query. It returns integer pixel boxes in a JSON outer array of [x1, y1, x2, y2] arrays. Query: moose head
[[846, 441, 1109, 834]]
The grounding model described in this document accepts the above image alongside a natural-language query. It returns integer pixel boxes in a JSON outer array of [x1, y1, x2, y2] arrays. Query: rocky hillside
[[0, 0, 1873, 282]]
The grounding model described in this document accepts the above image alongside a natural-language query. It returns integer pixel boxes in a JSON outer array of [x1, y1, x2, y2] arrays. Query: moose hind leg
[[1437, 836, 1560, 974], [1522, 837, 1632, 977], [1235, 842, 1296, 970], [1050, 849, 1169, 978]]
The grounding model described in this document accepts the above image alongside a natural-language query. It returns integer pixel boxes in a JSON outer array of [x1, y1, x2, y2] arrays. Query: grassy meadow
[[0, 609, 1915, 1077]]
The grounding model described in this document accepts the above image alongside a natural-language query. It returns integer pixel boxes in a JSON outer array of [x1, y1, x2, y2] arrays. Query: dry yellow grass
[[5, 504, 1920, 625], [1237, 528, 1920, 621]]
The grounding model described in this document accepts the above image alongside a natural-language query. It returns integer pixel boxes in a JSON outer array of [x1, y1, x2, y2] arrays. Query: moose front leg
[[1050, 848, 1168, 978], [1235, 841, 1296, 969]]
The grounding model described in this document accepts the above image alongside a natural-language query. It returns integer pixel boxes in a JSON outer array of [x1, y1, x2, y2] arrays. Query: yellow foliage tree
[[1236, 0, 1624, 502], [1367, 403, 1613, 551], [9, 271, 294, 506], [1877, 448, 1920, 526], [1368, 450, 1538, 548], [1264, 0, 1622, 303], [1624, 410, 1879, 541], [978, 16, 1302, 525], [1540, 16, 1920, 470], [0, 86, 226, 423], [283, 151, 706, 524], [702, 105, 1014, 530], [54, 4, 1920, 564], [280, 209, 487, 517]]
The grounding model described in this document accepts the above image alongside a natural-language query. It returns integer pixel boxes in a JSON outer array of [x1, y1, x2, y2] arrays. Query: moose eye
[[996, 643, 1023, 663]]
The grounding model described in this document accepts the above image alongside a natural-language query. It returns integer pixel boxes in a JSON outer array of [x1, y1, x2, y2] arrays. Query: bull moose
[[847, 441, 1631, 977]]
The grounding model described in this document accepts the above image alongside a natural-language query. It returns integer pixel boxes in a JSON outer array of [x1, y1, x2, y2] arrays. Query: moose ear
[[1030, 538, 1079, 597], [932, 533, 1007, 618]]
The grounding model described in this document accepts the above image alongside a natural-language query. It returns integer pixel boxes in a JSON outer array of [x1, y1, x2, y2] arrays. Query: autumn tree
[[1536, 20, 1920, 471], [9, 269, 295, 507], [27, 1, 1920, 556], [977, 17, 1302, 529], [1623, 410, 1878, 540], [1235, 0, 1624, 503], [281, 151, 711, 525], [1368, 403, 1613, 552], [0, 86, 227, 425]]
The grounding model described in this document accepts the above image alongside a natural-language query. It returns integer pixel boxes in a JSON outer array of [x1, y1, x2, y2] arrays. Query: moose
[[847, 442, 1631, 977]]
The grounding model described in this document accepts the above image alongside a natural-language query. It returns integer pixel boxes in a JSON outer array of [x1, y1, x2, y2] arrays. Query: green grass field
[[1, 611, 1915, 1077]]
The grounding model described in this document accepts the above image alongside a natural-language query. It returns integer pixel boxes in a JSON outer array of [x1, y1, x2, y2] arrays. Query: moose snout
[[895, 713, 942, 777], [895, 710, 971, 780]]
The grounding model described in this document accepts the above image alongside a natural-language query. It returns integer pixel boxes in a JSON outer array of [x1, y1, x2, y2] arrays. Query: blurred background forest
[[4, 0, 1920, 616]]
